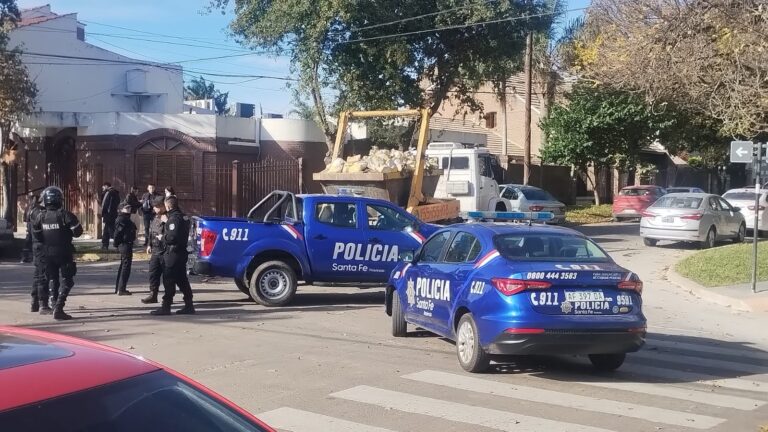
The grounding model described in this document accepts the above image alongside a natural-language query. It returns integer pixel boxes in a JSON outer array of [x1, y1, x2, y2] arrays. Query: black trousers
[[148, 253, 164, 294], [143, 214, 153, 245], [162, 253, 193, 306], [115, 243, 133, 293], [33, 244, 59, 305], [45, 258, 76, 309], [102, 218, 116, 247]]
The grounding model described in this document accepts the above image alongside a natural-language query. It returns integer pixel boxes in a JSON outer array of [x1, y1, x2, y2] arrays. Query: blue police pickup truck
[[192, 191, 439, 306]]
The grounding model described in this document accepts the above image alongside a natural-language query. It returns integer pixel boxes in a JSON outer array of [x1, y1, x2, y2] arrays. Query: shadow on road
[[574, 223, 640, 238]]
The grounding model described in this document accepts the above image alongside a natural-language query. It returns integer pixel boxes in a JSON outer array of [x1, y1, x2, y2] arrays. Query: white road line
[[573, 380, 766, 411], [626, 364, 768, 394], [646, 339, 768, 362], [403, 370, 724, 429], [331, 385, 617, 432], [635, 351, 768, 375], [258, 407, 396, 432]]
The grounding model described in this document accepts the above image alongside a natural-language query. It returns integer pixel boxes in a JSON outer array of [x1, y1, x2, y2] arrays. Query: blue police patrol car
[[385, 212, 646, 373]]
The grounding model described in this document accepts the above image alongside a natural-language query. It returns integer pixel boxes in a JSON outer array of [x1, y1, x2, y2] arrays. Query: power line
[[341, 7, 588, 44], [350, 0, 498, 32]]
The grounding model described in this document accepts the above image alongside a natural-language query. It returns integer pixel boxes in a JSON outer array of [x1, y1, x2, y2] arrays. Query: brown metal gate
[[209, 158, 300, 217]]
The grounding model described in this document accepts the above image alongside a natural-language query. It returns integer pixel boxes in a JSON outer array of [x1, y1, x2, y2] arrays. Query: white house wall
[[261, 118, 326, 143], [9, 14, 183, 114], [19, 112, 216, 138]]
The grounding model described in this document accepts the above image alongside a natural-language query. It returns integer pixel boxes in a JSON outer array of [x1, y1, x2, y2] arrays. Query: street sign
[[730, 140, 754, 163]]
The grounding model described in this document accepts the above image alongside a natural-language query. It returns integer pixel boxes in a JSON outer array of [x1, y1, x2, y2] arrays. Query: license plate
[[662, 216, 674, 223], [565, 291, 605, 302]]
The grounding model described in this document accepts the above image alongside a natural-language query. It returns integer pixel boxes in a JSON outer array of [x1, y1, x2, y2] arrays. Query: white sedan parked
[[640, 193, 746, 248], [722, 188, 768, 235]]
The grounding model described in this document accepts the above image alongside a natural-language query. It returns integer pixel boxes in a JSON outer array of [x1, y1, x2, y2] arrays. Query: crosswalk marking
[[332, 385, 617, 432], [625, 364, 768, 393], [634, 351, 768, 376], [403, 370, 724, 429], [258, 407, 397, 432], [647, 339, 768, 362], [570, 379, 766, 411]]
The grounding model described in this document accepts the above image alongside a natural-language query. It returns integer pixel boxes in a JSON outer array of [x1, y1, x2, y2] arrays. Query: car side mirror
[[400, 251, 415, 263], [733, 207, 741, 212]]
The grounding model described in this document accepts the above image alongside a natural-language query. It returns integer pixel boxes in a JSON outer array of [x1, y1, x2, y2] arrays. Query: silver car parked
[[640, 193, 746, 248]]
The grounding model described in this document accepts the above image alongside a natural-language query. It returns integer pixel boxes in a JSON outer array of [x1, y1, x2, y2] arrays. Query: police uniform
[[113, 206, 137, 295], [142, 200, 166, 304], [28, 204, 59, 313], [32, 187, 83, 321], [153, 205, 194, 315]]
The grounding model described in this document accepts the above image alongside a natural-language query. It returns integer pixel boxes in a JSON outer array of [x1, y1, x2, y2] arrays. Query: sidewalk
[[667, 269, 768, 313]]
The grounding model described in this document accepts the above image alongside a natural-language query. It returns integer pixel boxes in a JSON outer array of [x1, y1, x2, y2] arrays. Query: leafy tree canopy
[[209, 0, 554, 147], [184, 76, 229, 115]]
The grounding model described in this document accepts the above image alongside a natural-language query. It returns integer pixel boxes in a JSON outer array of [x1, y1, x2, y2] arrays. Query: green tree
[[0, 0, 38, 225], [539, 82, 672, 204], [210, 0, 553, 151], [184, 76, 229, 115]]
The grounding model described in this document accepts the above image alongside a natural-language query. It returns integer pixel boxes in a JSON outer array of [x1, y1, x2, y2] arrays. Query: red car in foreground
[[612, 185, 666, 221], [0, 326, 274, 432]]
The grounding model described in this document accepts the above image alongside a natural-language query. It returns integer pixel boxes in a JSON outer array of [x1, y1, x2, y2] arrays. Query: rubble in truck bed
[[323, 147, 438, 174]]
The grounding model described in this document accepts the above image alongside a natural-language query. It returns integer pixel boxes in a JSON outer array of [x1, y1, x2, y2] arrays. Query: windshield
[[493, 234, 609, 261], [619, 188, 656, 196], [666, 188, 690, 193], [0, 370, 268, 432], [520, 188, 556, 201], [652, 196, 703, 209], [723, 192, 760, 201]]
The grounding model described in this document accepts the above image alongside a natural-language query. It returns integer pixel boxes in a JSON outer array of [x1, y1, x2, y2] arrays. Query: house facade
[[6, 5, 326, 234]]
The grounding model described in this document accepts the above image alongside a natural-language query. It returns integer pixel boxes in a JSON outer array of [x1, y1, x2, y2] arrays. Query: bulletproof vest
[[40, 209, 74, 256], [29, 207, 43, 244], [150, 217, 166, 251]]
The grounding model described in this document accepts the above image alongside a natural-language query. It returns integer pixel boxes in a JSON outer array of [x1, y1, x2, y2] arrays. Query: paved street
[[2, 222, 767, 432]]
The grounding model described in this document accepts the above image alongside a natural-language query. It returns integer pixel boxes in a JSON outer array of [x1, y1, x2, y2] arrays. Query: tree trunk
[[0, 161, 10, 224], [308, 61, 335, 155], [586, 167, 601, 206]]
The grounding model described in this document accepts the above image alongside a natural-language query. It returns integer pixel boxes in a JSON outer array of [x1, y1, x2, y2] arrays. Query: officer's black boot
[[53, 305, 72, 321], [30, 298, 39, 313], [175, 302, 196, 315], [39, 297, 52, 315], [141, 290, 158, 304], [150, 303, 171, 315]]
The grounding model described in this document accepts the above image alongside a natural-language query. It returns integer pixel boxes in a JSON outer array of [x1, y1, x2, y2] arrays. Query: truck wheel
[[456, 314, 490, 373], [234, 276, 251, 296], [392, 292, 407, 337], [249, 261, 297, 307], [643, 238, 657, 247]]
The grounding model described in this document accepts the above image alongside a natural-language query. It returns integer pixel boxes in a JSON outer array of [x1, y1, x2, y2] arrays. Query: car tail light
[[618, 279, 643, 295], [491, 278, 551, 296], [529, 205, 544, 211], [641, 210, 656, 217], [200, 228, 217, 257], [748, 205, 766, 211], [680, 213, 703, 220]]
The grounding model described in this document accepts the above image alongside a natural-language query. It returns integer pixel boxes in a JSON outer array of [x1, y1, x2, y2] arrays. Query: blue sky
[[18, 0, 590, 115]]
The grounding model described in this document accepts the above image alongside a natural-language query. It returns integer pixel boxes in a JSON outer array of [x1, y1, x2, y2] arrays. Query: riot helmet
[[41, 186, 64, 209]]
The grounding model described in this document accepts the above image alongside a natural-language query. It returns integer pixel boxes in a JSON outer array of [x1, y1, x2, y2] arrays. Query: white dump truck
[[426, 142, 511, 213]]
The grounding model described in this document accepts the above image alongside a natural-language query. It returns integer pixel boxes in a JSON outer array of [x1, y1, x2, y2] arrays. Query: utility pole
[[501, 80, 508, 158], [523, 31, 533, 185]]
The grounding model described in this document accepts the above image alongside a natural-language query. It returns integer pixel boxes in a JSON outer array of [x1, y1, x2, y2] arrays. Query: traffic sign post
[[730, 140, 764, 294]]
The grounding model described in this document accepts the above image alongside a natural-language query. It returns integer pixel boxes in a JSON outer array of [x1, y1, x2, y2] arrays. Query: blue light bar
[[460, 211, 555, 221]]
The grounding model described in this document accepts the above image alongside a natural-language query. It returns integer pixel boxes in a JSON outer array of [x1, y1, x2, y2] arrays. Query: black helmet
[[41, 186, 64, 209]]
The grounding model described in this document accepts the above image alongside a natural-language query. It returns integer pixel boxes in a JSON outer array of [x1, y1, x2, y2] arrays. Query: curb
[[666, 268, 753, 312]]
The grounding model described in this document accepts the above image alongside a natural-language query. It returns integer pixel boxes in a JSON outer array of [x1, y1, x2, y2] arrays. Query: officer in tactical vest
[[151, 195, 194, 315], [114, 201, 137, 296], [28, 195, 60, 313], [142, 196, 167, 304], [32, 186, 83, 320]]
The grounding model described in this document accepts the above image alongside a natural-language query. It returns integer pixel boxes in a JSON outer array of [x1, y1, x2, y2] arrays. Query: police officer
[[27, 196, 48, 312], [32, 187, 83, 321], [142, 197, 167, 304], [114, 201, 137, 296], [151, 195, 194, 315]]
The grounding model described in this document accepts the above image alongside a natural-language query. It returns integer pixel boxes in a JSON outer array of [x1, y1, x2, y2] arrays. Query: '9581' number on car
[[526, 272, 577, 280]]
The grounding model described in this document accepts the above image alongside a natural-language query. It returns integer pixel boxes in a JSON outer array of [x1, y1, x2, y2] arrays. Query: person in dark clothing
[[142, 197, 167, 304], [113, 202, 137, 296], [125, 186, 141, 214], [100, 182, 120, 250], [32, 186, 83, 321], [164, 186, 175, 198], [20, 193, 37, 263], [151, 195, 194, 315], [140, 184, 162, 247]]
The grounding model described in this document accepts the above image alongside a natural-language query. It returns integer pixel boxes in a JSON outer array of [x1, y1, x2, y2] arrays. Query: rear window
[[652, 196, 703, 209], [619, 188, 657, 196], [666, 188, 689, 193], [441, 156, 469, 170], [493, 234, 609, 261], [723, 192, 759, 201], [520, 188, 556, 201]]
